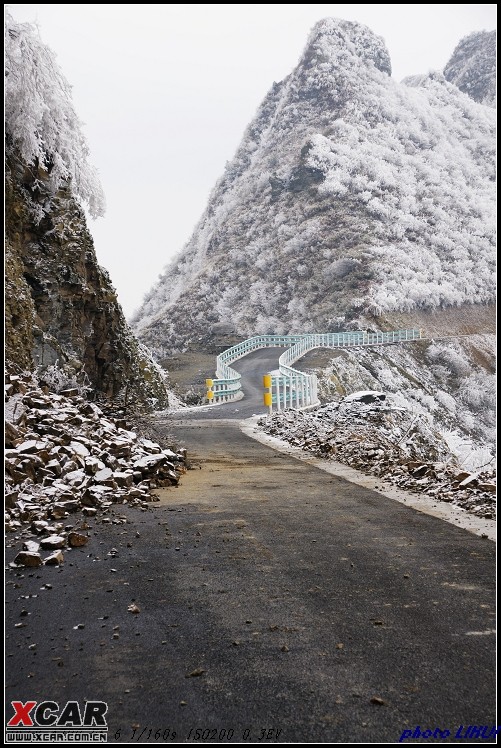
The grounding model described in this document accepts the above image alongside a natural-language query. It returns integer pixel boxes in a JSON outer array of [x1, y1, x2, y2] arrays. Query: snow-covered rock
[[4, 372, 187, 565], [257, 395, 496, 519], [342, 390, 385, 403]]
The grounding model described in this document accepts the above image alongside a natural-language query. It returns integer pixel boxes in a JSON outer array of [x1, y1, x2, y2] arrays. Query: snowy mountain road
[[5, 349, 496, 743], [197, 347, 290, 420]]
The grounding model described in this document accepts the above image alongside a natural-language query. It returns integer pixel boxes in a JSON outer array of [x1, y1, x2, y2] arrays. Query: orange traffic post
[[206, 378, 214, 404], [263, 373, 272, 413]]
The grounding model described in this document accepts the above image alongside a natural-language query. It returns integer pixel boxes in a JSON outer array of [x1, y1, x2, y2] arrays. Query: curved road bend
[[181, 347, 289, 420], [5, 349, 496, 744]]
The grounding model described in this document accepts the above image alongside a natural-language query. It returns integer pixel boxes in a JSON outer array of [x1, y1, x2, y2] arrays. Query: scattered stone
[[409, 464, 429, 477], [459, 474, 480, 488], [40, 535, 66, 550], [114, 472, 134, 488], [17, 439, 45, 454], [44, 550, 64, 565], [4, 375, 187, 568], [14, 551, 43, 567], [59, 388, 79, 398], [5, 421, 20, 447], [67, 532, 89, 547], [478, 482, 495, 493], [70, 441, 90, 458], [370, 696, 385, 705], [50, 504, 69, 519], [95, 468, 113, 483], [127, 604, 141, 614], [22, 540, 40, 553], [258, 397, 495, 520], [185, 668, 206, 678]]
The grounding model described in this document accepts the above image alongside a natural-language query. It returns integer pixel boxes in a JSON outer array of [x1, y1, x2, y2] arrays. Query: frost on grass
[[4, 12, 105, 219]]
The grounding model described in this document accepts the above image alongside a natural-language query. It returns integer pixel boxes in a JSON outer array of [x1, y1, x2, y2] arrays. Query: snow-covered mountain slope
[[132, 19, 496, 353], [443, 30, 496, 107]]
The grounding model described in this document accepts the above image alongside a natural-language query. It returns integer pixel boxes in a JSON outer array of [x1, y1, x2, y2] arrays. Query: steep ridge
[[5, 153, 167, 407], [4, 13, 168, 409], [132, 19, 496, 354]]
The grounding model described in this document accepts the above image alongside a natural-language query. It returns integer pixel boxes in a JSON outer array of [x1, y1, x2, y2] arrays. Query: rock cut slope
[[133, 19, 496, 353], [4, 12, 168, 408]]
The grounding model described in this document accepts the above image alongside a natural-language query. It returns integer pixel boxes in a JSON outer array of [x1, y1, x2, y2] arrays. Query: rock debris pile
[[258, 393, 495, 519], [5, 373, 186, 566]]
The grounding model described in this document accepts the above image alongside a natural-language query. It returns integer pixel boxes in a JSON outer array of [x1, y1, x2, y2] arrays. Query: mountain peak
[[133, 20, 495, 354], [444, 29, 496, 107], [303, 18, 392, 76]]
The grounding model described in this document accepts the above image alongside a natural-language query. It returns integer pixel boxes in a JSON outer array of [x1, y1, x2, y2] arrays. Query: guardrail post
[[263, 373, 272, 414], [206, 379, 214, 404]]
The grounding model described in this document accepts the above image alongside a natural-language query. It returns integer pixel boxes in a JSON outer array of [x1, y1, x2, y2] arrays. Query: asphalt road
[[186, 348, 288, 420], [5, 350, 497, 744]]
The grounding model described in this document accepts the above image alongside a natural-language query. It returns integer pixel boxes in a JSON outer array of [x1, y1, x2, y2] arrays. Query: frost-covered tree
[[4, 11, 105, 218]]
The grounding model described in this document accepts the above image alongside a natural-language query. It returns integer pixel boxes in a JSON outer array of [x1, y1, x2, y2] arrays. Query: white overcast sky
[[7, 4, 497, 318]]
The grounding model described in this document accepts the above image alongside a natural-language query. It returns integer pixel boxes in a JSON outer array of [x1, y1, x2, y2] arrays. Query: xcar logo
[[6, 700, 108, 742]]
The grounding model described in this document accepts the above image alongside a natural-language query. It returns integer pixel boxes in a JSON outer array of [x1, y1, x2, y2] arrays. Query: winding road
[[5, 349, 496, 743], [200, 348, 289, 419]]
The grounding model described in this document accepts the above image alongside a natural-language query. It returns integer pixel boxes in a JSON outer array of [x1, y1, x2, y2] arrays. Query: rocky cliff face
[[444, 30, 496, 107], [132, 19, 495, 354], [5, 152, 168, 409]]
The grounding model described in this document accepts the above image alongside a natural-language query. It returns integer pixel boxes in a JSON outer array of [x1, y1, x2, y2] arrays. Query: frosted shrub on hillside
[[426, 343, 471, 377], [4, 13, 105, 219], [458, 372, 496, 414], [307, 74, 495, 313], [435, 390, 456, 412]]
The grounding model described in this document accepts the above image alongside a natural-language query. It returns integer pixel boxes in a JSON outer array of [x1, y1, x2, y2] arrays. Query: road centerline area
[[5, 348, 496, 743]]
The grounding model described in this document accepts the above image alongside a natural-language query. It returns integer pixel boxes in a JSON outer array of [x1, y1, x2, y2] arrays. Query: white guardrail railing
[[206, 329, 423, 410]]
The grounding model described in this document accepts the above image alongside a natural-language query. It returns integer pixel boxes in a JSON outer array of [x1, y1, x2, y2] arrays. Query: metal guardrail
[[210, 335, 306, 404], [207, 329, 423, 408]]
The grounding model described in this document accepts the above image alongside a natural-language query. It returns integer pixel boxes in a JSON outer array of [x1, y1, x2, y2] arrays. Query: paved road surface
[[5, 350, 496, 743], [185, 348, 288, 420]]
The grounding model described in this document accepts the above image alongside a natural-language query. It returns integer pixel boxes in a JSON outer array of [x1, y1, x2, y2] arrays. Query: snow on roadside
[[256, 393, 495, 520], [311, 337, 495, 472], [161, 389, 189, 411]]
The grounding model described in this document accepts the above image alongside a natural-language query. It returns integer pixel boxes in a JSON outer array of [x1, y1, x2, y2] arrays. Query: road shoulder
[[240, 416, 496, 542]]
